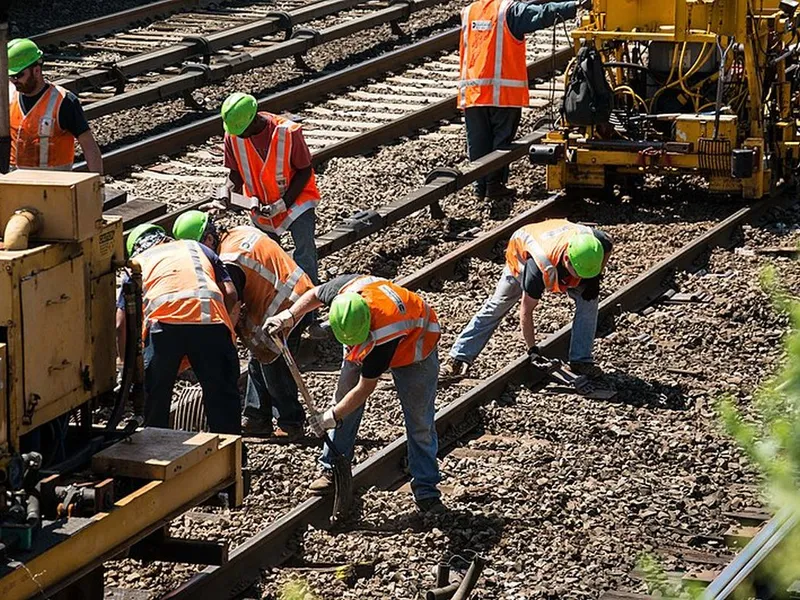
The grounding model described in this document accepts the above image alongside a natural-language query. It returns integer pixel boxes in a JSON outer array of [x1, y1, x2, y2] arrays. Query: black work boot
[[485, 182, 516, 199]]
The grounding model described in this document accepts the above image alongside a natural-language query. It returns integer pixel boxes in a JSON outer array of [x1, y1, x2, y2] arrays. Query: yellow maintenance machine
[[530, 0, 800, 199], [0, 171, 243, 599]]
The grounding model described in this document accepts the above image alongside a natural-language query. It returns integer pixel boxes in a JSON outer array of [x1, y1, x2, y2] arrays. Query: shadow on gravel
[[362, 233, 442, 279], [602, 370, 688, 410]]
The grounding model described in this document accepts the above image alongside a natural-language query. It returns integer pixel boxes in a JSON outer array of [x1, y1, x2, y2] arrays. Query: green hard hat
[[567, 233, 604, 279], [127, 223, 165, 256], [172, 210, 209, 242], [329, 292, 371, 346], [8, 38, 43, 76], [221, 92, 257, 136]]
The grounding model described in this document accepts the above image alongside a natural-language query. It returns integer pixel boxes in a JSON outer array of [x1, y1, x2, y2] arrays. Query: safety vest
[[218, 226, 313, 362], [9, 85, 76, 170], [338, 276, 440, 369], [228, 113, 320, 236], [505, 220, 594, 294], [136, 240, 234, 335], [458, 0, 530, 109]]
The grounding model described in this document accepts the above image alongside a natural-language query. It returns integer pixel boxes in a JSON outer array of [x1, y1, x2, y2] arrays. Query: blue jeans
[[320, 351, 441, 501], [265, 208, 319, 285], [449, 266, 599, 364], [243, 315, 309, 427]]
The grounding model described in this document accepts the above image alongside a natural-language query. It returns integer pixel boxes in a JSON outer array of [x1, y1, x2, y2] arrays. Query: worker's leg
[[143, 326, 184, 428], [319, 358, 364, 469], [288, 209, 319, 284], [567, 286, 599, 363], [489, 107, 522, 186], [464, 106, 494, 197], [449, 266, 523, 364], [261, 320, 306, 428], [392, 350, 441, 501], [243, 355, 274, 422], [184, 324, 241, 435]]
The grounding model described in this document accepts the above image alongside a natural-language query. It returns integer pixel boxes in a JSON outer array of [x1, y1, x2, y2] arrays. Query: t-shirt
[[316, 274, 400, 379], [223, 113, 313, 178], [17, 84, 90, 138], [521, 228, 613, 300]]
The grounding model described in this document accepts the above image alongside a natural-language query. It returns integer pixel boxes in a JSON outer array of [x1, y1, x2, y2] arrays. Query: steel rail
[[76, 28, 460, 176], [54, 0, 368, 94], [161, 148, 798, 600], [30, 0, 213, 48], [81, 0, 446, 120]]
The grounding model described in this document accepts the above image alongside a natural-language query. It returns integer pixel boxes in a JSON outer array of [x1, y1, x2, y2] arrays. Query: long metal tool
[[271, 333, 353, 524]]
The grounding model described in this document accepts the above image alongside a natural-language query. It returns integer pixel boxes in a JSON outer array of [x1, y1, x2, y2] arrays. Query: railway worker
[[265, 274, 446, 514], [458, 0, 588, 200], [7, 38, 103, 173], [444, 219, 612, 378], [117, 224, 241, 435], [219, 92, 320, 287], [172, 210, 315, 440]]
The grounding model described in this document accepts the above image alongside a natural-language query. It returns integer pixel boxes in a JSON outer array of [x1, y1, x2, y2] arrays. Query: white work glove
[[308, 408, 339, 437], [261, 198, 287, 218], [264, 308, 295, 335]]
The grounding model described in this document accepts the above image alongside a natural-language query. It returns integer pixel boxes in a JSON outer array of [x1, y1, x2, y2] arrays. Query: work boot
[[415, 497, 447, 515], [241, 414, 273, 436], [569, 361, 604, 379], [485, 182, 516, 199], [442, 357, 469, 378], [273, 424, 304, 442], [308, 470, 334, 495]]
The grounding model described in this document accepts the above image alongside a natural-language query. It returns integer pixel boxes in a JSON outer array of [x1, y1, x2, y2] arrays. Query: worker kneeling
[[445, 219, 612, 377], [172, 210, 314, 440], [119, 225, 241, 434], [266, 275, 446, 515]]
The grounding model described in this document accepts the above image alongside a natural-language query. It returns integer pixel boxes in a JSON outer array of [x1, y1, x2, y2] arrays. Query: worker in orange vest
[[219, 93, 320, 288], [117, 224, 241, 434], [458, 0, 586, 199], [172, 210, 315, 441], [266, 275, 446, 514], [7, 38, 103, 173], [444, 219, 612, 378]]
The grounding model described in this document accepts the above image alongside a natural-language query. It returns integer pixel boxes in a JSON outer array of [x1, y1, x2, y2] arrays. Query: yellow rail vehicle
[[532, 0, 800, 199]]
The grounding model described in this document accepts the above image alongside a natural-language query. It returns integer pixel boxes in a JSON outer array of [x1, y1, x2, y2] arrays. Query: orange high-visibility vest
[[339, 276, 440, 369], [228, 113, 320, 236], [218, 226, 313, 362], [458, 0, 530, 109], [137, 240, 234, 335], [505, 220, 594, 294], [9, 85, 76, 170]]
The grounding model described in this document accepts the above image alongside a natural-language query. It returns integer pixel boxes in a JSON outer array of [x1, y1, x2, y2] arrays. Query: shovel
[[271, 333, 353, 524]]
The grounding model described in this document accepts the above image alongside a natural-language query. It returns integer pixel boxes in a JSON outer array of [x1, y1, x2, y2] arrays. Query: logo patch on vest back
[[471, 20, 492, 31], [38, 117, 54, 137], [379, 284, 406, 314]]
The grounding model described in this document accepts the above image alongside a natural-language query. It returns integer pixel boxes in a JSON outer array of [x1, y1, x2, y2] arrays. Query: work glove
[[308, 408, 340, 437], [260, 198, 287, 218], [264, 308, 295, 335], [527, 345, 542, 358], [581, 277, 601, 301]]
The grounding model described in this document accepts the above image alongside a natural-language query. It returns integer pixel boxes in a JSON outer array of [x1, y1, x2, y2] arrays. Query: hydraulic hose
[[129, 261, 146, 418], [107, 278, 137, 431], [3, 208, 41, 250]]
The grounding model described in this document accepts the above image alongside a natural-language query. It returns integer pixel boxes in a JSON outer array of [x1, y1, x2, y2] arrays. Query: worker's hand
[[264, 308, 295, 335], [309, 408, 339, 437], [581, 277, 601, 301], [527, 345, 542, 358], [262, 198, 287, 218]]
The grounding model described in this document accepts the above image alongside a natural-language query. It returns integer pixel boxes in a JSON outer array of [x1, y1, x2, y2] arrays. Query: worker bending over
[[7, 38, 103, 173], [118, 225, 241, 434], [458, 0, 587, 199], [220, 92, 320, 286], [172, 210, 314, 440], [445, 219, 612, 378], [266, 275, 446, 514]]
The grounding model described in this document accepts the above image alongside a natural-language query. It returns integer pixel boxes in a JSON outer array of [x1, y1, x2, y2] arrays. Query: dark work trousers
[[464, 106, 522, 195], [144, 322, 241, 435], [243, 314, 310, 428]]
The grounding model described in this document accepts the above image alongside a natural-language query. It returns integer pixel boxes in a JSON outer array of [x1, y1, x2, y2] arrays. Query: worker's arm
[[520, 292, 539, 350], [282, 166, 312, 208], [506, 0, 579, 39], [334, 375, 379, 419], [227, 169, 244, 195], [77, 130, 104, 175], [222, 280, 238, 315], [115, 307, 126, 361]]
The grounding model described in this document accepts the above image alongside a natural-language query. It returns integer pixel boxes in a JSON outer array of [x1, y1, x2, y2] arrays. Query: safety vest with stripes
[[505, 220, 593, 294], [218, 226, 313, 362], [10, 85, 76, 170], [458, 0, 529, 109], [228, 113, 320, 236], [137, 240, 234, 335], [339, 276, 440, 369]]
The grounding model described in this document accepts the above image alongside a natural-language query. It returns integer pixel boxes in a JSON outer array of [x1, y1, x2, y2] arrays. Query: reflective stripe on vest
[[10, 85, 76, 169], [508, 222, 592, 291]]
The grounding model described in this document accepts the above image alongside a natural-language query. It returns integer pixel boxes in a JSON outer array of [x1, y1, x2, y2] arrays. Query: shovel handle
[[271, 333, 320, 416]]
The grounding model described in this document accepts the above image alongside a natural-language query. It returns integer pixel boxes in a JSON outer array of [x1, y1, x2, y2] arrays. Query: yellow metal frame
[[0, 434, 243, 600]]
